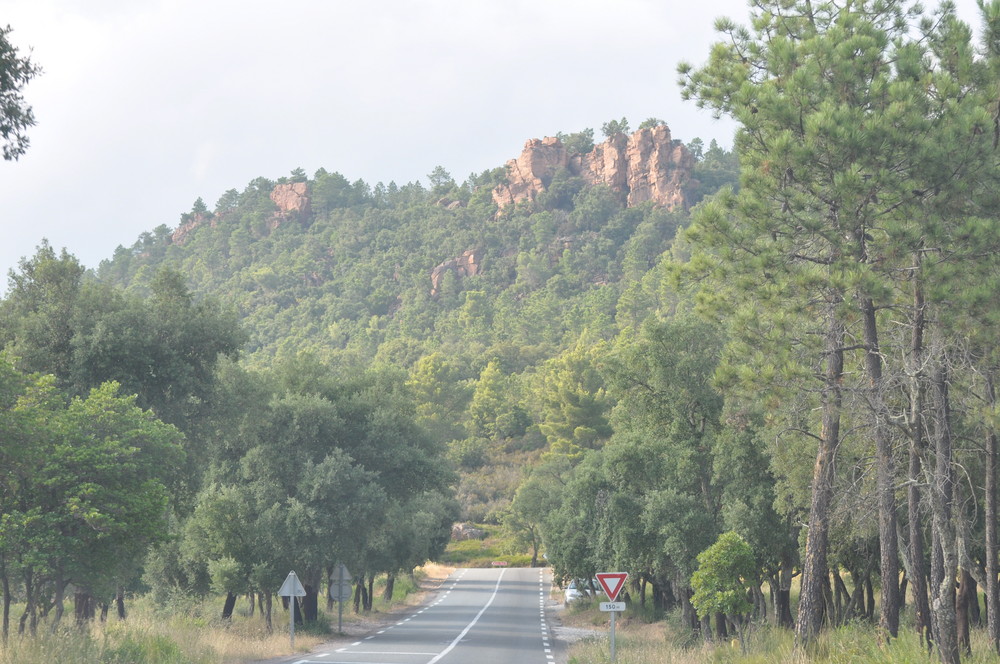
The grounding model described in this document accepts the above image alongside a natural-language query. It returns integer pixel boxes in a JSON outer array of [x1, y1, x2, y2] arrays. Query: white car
[[563, 578, 601, 605]]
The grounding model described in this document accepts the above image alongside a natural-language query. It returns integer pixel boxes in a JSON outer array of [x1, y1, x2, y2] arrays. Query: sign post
[[333, 563, 351, 634], [596, 572, 628, 662], [278, 570, 307, 649]]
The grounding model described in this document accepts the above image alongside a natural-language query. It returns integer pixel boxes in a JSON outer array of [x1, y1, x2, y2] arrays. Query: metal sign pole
[[279, 570, 306, 651], [610, 609, 617, 662]]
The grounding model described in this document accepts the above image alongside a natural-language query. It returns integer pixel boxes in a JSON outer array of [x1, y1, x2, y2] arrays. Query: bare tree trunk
[[776, 553, 795, 628], [714, 613, 728, 639], [1, 560, 9, 641], [20, 568, 36, 635], [862, 297, 900, 637], [221, 591, 237, 620], [116, 586, 126, 621], [51, 572, 65, 632], [956, 568, 972, 655], [383, 573, 396, 602], [264, 592, 272, 632], [865, 574, 875, 621], [833, 570, 849, 624], [303, 584, 318, 622], [795, 312, 844, 644], [326, 564, 335, 612]]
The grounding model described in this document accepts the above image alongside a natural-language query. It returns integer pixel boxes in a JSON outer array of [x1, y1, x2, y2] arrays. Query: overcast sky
[[0, 0, 986, 284]]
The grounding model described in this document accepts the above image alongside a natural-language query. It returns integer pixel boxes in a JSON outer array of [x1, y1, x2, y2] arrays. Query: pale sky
[[0, 0, 986, 283]]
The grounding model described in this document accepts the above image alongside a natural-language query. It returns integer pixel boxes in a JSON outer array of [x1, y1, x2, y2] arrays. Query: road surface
[[286, 567, 560, 664]]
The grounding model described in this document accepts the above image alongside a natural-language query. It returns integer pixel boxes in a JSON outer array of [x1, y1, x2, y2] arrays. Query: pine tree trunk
[[908, 277, 932, 645], [862, 297, 900, 636], [794, 313, 844, 644], [986, 373, 1000, 654], [265, 592, 272, 632], [928, 363, 960, 664]]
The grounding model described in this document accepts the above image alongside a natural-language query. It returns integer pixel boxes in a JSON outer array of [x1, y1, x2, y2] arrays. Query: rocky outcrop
[[431, 249, 483, 296], [618, 125, 693, 209], [171, 212, 214, 246], [451, 523, 487, 541], [270, 182, 311, 215], [492, 125, 694, 211], [492, 136, 569, 209]]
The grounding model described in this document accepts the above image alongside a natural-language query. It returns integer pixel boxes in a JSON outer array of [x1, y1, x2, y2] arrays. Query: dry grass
[[563, 612, 1000, 664], [0, 564, 456, 664]]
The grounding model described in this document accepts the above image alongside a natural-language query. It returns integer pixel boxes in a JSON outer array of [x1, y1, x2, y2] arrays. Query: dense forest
[[5, 0, 1000, 663]]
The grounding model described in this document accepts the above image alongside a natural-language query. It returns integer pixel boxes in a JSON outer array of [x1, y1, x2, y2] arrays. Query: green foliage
[[689, 531, 756, 619], [0, 24, 42, 161], [555, 128, 595, 155], [0, 361, 184, 621], [600, 117, 630, 138], [534, 339, 613, 457], [688, 139, 738, 204]]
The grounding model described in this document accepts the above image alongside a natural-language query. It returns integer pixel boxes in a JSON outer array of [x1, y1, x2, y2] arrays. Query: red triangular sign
[[596, 572, 628, 602]]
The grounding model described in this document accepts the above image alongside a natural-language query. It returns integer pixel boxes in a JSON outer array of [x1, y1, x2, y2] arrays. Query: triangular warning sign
[[596, 572, 628, 602], [278, 570, 307, 597]]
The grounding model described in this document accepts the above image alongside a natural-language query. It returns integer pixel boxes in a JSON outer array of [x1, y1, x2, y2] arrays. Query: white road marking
[[425, 569, 506, 664]]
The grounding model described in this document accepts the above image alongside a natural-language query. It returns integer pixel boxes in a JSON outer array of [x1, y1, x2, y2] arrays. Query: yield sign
[[596, 572, 628, 602]]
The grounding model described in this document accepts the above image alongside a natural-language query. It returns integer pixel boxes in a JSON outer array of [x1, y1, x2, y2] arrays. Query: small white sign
[[600, 602, 626, 612]]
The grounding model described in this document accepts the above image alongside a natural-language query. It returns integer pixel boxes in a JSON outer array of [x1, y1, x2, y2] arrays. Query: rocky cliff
[[270, 182, 311, 215], [492, 125, 694, 211], [430, 249, 483, 296]]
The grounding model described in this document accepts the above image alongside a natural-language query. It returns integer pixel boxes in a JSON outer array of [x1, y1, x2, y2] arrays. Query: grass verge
[[564, 607, 1000, 664], [0, 563, 452, 664]]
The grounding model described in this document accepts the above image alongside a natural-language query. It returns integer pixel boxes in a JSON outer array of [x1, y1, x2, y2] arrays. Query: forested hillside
[[0, 118, 739, 638], [88, 125, 739, 523], [7, 0, 1000, 662]]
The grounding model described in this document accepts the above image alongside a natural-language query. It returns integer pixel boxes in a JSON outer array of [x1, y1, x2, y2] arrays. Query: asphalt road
[[287, 567, 559, 664]]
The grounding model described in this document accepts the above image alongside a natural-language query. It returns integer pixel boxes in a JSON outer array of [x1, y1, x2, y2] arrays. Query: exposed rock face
[[171, 212, 214, 246], [451, 523, 487, 541], [619, 125, 693, 209], [431, 249, 483, 296], [492, 125, 694, 211], [270, 182, 312, 215], [492, 136, 569, 209]]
